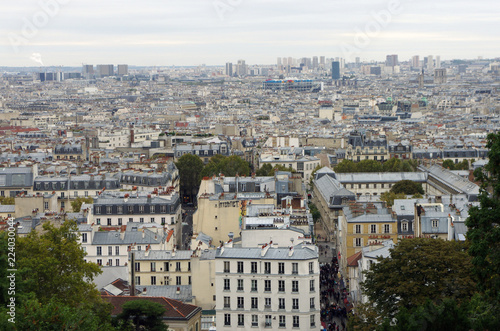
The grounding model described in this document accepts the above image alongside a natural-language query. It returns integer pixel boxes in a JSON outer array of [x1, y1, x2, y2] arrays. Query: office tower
[[97, 64, 114, 77], [282, 57, 288, 66], [385, 54, 398, 67], [332, 61, 340, 80], [434, 68, 446, 84], [370, 66, 381, 76], [320, 56, 325, 66], [412, 55, 420, 68], [277, 57, 282, 66], [288, 57, 293, 66], [225, 62, 233, 76], [436, 55, 441, 68], [427, 55, 433, 71], [82, 64, 94, 79], [117, 64, 128, 76], [312, 56, 318, 69], [237, 60, 247, 76]]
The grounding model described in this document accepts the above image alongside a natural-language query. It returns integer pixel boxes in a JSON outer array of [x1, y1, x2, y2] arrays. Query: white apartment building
[[215, 243, 320, 330]]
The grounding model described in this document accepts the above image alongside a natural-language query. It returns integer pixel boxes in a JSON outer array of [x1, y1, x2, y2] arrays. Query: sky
[[1, 0, 499, 67]]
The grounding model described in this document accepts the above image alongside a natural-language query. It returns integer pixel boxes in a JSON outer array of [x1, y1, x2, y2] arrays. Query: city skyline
[[1, 0, 499, 67]]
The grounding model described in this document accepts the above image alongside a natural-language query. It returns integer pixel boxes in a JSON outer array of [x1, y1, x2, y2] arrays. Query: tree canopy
[[71, 196, 94, 212], [201, 155, 251, 178], [390, 180, 424, 195], [334, 158, 417, 173], [255, 163, 296, 176], [361, 238, 476, 319], [442, 159, 470, 171], [114, 300, 168, 331], [175, 154, 204, 203]]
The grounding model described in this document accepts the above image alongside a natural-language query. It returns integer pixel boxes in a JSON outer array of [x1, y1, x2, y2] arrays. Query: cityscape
[[1, 1, 500, 331]]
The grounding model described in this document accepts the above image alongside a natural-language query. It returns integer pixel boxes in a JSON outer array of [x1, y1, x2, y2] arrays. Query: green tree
[[455, 159, 470, 170], [442, 159, 455, 170], [390, 180, 424, 195], [0, 196, 15, 205], [356, 159, 383, 172], [175, 154, 204, 204], [70, 197, 93, 212], [308, 202, 321, 223], [17, 220, 103, 307], [380, 191, 407, 207], [467, 132, 500, 300], [334, 159, 357, 173], [114, 300, 168, 331], [361, 238, 476, 319], [383, 157, 403, 172], [200, 155, 250, 178], [256, 163, 273, 176]]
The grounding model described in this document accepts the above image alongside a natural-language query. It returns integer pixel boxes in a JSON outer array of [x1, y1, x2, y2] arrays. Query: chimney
[[176, 287, 180, 295], [261, 243, 270, 257], [288, 246, 294, 257]]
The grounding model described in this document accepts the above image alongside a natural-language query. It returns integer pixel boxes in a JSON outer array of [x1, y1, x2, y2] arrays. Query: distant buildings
[[332, 61, 340, 80]]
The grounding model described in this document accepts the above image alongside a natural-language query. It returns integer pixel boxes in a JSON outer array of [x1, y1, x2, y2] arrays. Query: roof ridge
[[162, 297, 186, 318]]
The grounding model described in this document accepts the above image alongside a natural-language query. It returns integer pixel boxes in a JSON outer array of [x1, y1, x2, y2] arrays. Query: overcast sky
[[1, 0, 499, 67]]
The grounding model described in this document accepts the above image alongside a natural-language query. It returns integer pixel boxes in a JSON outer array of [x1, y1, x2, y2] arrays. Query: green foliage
[[257, 115, 269, 120], [334, 159, 357, 173], [255, 164, 296, 177], [17, 221, 103, 307], [0, 196, 15, 205], [308, 202, 321, 223], [114, 300, 168, 331], [335, 158, 417, 173], [443, 159, 469, 170], [361, 238, 476, 319], [200, 155, 251, 178], [71, 197, 93, 212], [390, 180, 424, 195], [467, 132, 500, 300], [380, 191, 406, 207], [175, 154, 204, 199], [356, 159, 383, 172]]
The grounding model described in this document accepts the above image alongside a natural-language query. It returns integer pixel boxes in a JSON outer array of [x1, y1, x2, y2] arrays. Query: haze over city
[[2, 0, 500, 66]]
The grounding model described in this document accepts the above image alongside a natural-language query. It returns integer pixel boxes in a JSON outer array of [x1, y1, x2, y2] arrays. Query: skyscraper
[[82, 64, 94, 79], [385, 54, 398, 67], [412, 55, 420, 68], [436, 55, 441, 68], [117, 64, 128, 76], [427, 55, 434, 71], [96, 64, 114, 77], [312, 56, 318, 69], [277, 57, 282, 66], [332, 61, 340, 80], [320, 56, 325, 67], [225, 62, 233, 76]]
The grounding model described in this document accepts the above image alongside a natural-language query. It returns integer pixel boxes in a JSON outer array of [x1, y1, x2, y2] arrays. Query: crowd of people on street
[[320, 255, 348, 331]]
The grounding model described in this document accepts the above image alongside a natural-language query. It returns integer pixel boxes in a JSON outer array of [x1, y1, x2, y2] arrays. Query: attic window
[[401, 205, 405, 210], [432, 219, 439, 228]]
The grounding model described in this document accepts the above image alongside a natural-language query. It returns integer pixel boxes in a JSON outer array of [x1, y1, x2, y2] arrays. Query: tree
[[356, 159, 383, 172], [17, 220, 103, 307], [442, 159, 455, 170], [390, 180, 424, 195], [175, 154, 204, 204], [466, 132, 500, 300], [200, 155, 250, 178], [334, 159, 357, 173], [308, 202, 321, 223], [114, 300, 168, 331], [256, 164, 273, 176], [383, 157, 403, 172], [361, 238, 476, 319], [71, 197, 93, 212], [0, 196, 15, 205], [380, 191, 407, 207]]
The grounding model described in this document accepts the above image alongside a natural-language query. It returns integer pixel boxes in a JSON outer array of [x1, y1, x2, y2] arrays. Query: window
[[106, 206, 111, 214], [355, 238, 362, 247], [118, 218, 122, 225], [224, 279, 230, 290], [251, 261, 257, 273], [116, 259, 120, 266], [293, 315, 299, 328], [108, 259, 112, 266], [278, 280, 285, 292], [81, 233, 87, 243], [176, 276, 181, 285], [432, 219, 439, 228], [292, 298, 299, 310], [279, 315, 286, 328], [309, 262, 314, 274], [150, 217, 155, 223], [264, 262, 271, 274], [117, 206, 123, 214], [264, 298, 271, 309], [252, 315, 258, 327], [402, 222, 408, 232], [139, 205, 144, 213], [310, 297, 315, 309], [171, 216, 175, 225], [139, 217, 144, 223], [264, 280, 271, 292], [151, 262, 156, 272], [279, 298, 285, 310], [237, 261, 243, 273], [224, 296, 230, 308], [251, 297, 258, 309], [251, 279, 257, 292], [310, 314, 316, 327], [224, 314, 231, 326], [95, 206, 101, 214], [224, 261, 230, 273], [164, 262, 169, 272], [189, 276, 191, 285], [97, 259, 102, 266], [237, 279, 243, 291], [238, 314, 244, 326], [278, 262, 284, 274], [370, 224, 376, 233], [134, 262, 140, 272], [237, 297, 245, 309], [135, 276, 140, 286], [355, 224, 361, 234], [96, 218, 101, 225], [176, 262, 181, 271], [384, 224, 390, 233], [265, 315, 272, 327], [310, 279, 315, 292], [97, 247, 102, 256], [108, 246, 112, 256], [188, 262, 191, 271], [292, 263, 298, 275], [292, 280, 298, 293], [151, 276, 156, 285]]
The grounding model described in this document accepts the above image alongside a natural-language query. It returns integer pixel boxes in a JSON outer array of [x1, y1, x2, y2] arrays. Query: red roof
[[166, 229, 174, 243], [102, 295, 201, 320], [347, 251, 363, 267]]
